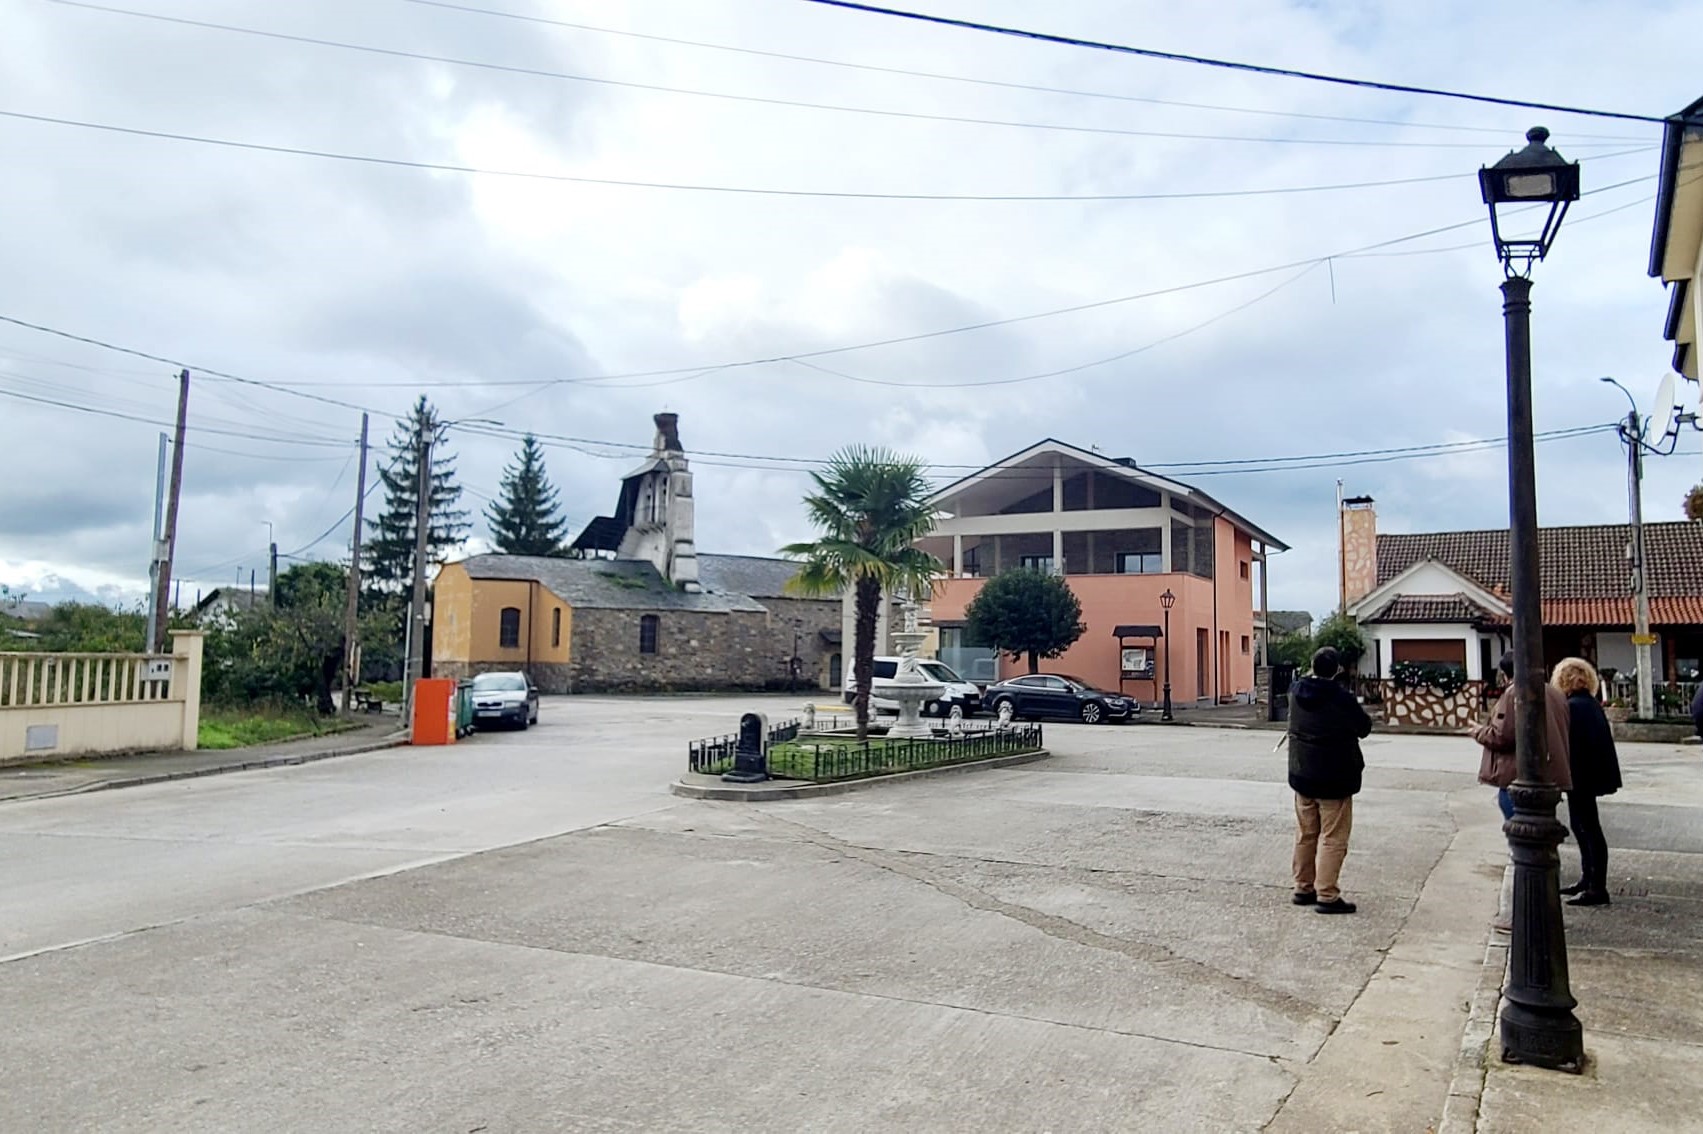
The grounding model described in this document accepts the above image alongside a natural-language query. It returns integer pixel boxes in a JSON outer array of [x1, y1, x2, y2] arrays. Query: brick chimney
[[1339, 494, 1378, 608]]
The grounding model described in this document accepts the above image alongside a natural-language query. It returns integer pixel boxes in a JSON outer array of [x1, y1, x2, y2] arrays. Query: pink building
[[918, 440, 1286, 706]]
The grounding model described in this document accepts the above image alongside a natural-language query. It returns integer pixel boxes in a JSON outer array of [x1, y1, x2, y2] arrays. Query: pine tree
[[487, 435, 569, 556], [364, 397, 470, 590]]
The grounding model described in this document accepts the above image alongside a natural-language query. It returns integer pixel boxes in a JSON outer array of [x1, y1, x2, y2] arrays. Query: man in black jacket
[[1287, 647, 1373, 914]]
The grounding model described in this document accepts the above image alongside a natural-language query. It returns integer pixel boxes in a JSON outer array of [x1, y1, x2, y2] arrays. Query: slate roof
[[1375, 522, 1703, 628], [696, 554, 808, 600], [457, 555, 767, 613], [1363, 594, 1493, 625]]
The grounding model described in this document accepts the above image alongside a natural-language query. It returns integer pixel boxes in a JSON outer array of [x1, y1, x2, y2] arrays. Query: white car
[[844, 656, 982, 718]]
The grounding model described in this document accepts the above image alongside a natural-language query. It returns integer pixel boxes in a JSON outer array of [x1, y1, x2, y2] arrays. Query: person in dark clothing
[[1692, 683, 1703, 742], [1552, 658, 1621, 906], [1286, 647, 1373, 914]]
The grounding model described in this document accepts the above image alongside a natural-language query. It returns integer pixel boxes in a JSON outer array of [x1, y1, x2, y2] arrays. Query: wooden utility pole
[[340, 413, 370, 713], [151, 369, 190, 654]]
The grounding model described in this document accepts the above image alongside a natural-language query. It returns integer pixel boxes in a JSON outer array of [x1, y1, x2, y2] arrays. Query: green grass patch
[[362, 681, 404, 705], [198, 707, 361, 750]]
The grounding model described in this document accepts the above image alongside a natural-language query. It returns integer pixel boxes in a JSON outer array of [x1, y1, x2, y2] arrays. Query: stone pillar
[[953, 534, 963, 576], [171, 629, 205, 751]]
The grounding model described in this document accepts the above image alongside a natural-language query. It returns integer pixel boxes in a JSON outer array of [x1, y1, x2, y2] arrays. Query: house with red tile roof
[[1340, 497, 1703, 688]]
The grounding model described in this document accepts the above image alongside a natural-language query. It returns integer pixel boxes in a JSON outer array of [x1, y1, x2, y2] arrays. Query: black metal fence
[[688, 717, 802, 775], [688, 720, 1044, 782]]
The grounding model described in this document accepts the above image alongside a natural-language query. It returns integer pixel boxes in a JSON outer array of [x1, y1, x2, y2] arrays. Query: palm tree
[[782, 446, 942, 740]]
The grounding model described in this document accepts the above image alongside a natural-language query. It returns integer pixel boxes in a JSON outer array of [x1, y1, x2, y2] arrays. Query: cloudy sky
[[1, 0, 1698, 618]]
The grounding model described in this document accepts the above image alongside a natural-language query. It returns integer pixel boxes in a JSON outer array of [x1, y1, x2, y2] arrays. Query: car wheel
[[1081, 701, 1104, 725]]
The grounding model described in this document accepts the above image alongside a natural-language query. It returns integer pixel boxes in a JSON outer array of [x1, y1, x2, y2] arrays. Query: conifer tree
[[364, 397, 470, 589], [487, 435, 569, 556]]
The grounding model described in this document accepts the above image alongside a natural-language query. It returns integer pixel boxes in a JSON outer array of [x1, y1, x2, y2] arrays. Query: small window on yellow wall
[[639, 614, 659, 655], [499, 607, 521, 649], [551, 607, 562, 648]]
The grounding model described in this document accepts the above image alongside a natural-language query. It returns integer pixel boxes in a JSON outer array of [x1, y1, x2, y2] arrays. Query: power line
[[0, 382, 354, 447], [4, 109, 1635, 207], [0, 175, 1655, 416], [39, 1, 1644, 153], [796, 0, 1670, 125], [396, 0, 1652, 142]]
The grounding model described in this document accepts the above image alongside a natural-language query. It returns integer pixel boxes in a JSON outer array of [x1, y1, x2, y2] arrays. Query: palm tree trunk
[[853, 575, 880, 741]]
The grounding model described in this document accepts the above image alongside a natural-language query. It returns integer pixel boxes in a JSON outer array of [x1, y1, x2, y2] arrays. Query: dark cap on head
[[1312, 647, 1341, 680], [1499, 651, 1515, 678]]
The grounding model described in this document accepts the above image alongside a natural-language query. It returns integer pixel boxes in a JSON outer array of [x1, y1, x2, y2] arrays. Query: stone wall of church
[[561, 598, 839, 694]]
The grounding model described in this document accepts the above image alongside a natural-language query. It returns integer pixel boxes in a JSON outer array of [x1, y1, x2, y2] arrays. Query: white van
[[844, 656, 982, 718]]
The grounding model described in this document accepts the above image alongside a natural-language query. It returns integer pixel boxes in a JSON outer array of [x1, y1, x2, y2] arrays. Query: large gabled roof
[[929, 437, 1288, 550], [1377, 522, 1703, 600]]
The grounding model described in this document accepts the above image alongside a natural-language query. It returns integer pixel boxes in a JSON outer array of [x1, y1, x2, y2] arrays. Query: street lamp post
[[1479, 126, 1584, 1072], [1160, 589, 1175, 721]]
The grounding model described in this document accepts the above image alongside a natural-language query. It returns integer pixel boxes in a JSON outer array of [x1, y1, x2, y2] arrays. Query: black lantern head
[[1479, 127, 1581, 275], [1159, 589, 1176, 610]]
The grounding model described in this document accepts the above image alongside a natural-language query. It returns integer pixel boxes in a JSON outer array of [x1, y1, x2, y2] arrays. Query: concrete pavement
[[0, 694, 1695, 1130]]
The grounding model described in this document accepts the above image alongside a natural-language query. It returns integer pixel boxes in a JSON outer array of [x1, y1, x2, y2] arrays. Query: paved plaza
[[0, 696, 1696, 1131]]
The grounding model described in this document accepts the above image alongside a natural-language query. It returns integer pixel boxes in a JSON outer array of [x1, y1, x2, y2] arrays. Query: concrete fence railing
[[0, 631, 204, 765]]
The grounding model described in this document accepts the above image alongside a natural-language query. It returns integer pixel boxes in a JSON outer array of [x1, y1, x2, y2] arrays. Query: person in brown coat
[[1472, 651, 1573, 821]]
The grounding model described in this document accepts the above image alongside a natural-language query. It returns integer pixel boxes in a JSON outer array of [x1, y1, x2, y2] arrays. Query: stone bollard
[[721, 711, 770, 784], [803, 704, 816, 731], [996, 700, 1015, 729]]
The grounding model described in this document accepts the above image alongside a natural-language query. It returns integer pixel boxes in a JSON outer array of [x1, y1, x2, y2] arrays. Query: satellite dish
[[1650, 372, 1680, 444]]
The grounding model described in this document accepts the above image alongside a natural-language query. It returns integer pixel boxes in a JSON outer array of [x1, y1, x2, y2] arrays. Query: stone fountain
[[884, 600, 944, 739]]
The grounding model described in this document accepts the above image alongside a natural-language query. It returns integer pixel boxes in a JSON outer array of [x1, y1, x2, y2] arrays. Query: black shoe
[[1559, 881, 1585, 896], [1567, 890, 1610, 907], [1316, 898, 1358, 915], [1292, 890, 1318, 906]]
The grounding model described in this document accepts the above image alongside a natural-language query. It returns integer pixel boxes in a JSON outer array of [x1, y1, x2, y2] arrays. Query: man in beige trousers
[[1286, 647, 1373, 914]]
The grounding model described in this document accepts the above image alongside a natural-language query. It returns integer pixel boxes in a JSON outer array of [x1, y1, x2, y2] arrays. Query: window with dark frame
[[639, 614, 659, 654], [1239, 560, 1250, 580], [498, 607, 521, 649], [1241, 635, 1251, 655], [551, 607, 562, 648]]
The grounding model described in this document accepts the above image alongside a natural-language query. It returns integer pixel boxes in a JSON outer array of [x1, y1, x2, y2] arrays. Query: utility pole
[[405, 423, 435, 709], [144, 432, 168, 653], [341, 414, 370, 714], [1622, 408, 1655, 721], [266, 521, 278, 607], [151, 370, 190, 654]]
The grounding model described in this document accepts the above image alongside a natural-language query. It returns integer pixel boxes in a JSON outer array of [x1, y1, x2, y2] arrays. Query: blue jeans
[[1497, 788, 1515, 821]]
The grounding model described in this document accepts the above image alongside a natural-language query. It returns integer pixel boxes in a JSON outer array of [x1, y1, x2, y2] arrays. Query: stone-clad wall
[[562, 597, 840, 694], [759, 596, 844, 690]]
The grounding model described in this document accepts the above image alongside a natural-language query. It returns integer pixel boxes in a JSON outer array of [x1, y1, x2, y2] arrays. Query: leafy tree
[[365, 396, 470, 591], [1312, 610, 1367, 671], [1686, 483, 1703, 522], [963, 568, 1086, 674], [1268, 629, 1316, 669], [203, 562, 394, 714], [28, 603, 147, 653], [487, 434, 569, 556], [781, 446, 941, 739]]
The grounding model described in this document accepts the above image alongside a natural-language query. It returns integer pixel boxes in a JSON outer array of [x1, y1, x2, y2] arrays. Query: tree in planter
[[963, 568, 1087, 675], [365, 396, 470, 592], [487, 435, 570, 556], [781, 446, 941, 740]]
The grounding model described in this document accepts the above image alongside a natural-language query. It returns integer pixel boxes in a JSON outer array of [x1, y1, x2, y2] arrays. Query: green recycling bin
[[455, 680, 475, 738]]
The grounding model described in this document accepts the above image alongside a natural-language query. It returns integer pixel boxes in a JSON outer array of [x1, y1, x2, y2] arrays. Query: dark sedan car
[[982, 674, 1139, 725]]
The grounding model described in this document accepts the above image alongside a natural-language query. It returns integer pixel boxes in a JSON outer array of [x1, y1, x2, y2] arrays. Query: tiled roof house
[[1341, 498, 1703, 684]]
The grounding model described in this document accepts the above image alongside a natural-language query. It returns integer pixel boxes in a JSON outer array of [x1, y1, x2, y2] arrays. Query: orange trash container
[[410, 677, 458, 746]]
